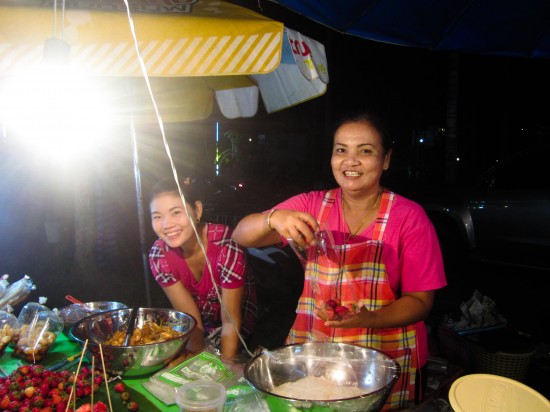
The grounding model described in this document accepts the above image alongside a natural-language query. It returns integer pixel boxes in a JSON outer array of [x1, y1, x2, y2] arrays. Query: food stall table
[[1, 333, 186, 411]]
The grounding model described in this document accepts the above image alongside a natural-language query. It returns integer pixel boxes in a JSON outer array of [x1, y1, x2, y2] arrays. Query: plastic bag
[[307, 229, 361, 341], [12, 302, 63, 363], [0, 275, 36, 310], [143, 348, 242, 405], [0, 309, 18, 356]]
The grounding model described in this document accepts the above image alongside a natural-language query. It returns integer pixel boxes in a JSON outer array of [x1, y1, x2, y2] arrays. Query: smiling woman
[[232, 110, 447, 411], [0, 66, 115, 164]]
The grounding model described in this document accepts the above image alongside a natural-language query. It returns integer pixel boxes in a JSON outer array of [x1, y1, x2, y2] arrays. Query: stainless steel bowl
[[59, 301, 128, 337], [244, 342, 400, 412], [71, 307, 196, 377]]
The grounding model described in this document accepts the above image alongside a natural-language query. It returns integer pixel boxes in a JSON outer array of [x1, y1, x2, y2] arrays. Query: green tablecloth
[[0, 333, 181, 412]]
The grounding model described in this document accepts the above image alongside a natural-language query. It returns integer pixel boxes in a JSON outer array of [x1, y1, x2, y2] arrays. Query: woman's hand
[[232, 210, 319, 248], [268, 209, 319, 249], [322, 291, 435, 329], [220, 287, 244, 358], [322, 306, 375, 328]]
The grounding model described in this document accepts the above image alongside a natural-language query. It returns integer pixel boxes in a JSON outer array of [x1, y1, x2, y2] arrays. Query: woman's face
[[150, 191, 201, 249], [331, 120, 391, 195]]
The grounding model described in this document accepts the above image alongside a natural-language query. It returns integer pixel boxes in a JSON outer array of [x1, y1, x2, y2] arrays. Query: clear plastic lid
[[175, 381, 227, 412]]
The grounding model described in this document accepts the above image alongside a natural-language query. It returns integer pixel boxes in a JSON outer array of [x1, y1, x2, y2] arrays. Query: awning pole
[[128, 82, 152, 307]]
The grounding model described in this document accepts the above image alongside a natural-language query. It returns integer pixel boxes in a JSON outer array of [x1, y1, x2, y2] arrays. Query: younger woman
[[148, 178, 256, 358]]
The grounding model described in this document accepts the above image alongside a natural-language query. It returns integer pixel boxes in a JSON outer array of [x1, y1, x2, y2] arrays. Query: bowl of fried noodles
[[70, 307, 196, 377]]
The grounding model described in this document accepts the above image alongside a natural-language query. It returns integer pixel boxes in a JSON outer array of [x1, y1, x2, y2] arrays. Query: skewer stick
[[91, 355, 95, 409], [99, 343, 114, 412], [66, 339, 88, 412]]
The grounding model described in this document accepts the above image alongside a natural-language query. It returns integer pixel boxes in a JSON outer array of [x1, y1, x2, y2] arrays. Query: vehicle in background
[[417, 147, 549, 271]]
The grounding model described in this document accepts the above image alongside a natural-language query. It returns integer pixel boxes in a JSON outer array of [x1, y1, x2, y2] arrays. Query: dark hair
[[149, 177, 203, 206], [334, 110, 393, 154]]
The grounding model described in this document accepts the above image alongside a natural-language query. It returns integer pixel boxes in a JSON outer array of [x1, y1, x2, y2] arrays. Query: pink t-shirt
[[273, 189, 447, 365]]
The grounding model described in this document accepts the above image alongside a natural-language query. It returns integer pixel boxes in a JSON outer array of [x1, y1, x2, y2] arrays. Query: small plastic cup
[[175, 381, 227, 412]]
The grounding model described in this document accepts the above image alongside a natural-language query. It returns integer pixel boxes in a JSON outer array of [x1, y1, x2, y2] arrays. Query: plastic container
[[449, 373, 550, 412], [175, 381, 226, 412]]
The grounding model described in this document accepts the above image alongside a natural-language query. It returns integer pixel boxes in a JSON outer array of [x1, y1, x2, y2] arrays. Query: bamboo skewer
[[66, 339, 88, 412], [99, 343, 114, 412], [91, 355, 95, 409]]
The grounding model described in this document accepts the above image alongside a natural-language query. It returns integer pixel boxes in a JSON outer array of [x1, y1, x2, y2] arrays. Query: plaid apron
[[287, 189, 418, 411]]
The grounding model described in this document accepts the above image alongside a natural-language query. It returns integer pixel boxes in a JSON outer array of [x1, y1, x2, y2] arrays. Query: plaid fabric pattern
[[149, 223, 256, 339], [287, 189, 418, 411]]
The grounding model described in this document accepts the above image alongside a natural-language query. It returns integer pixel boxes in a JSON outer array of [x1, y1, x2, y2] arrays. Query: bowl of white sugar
[[244, 342, 400, 412]]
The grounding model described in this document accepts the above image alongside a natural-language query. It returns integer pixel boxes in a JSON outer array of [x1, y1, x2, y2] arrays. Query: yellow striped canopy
[[0, 1, 326, 122], [0, 1, 283, 77]]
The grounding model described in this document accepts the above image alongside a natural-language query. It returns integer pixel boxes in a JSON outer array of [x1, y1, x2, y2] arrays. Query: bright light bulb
[[0, 66, 115, 164]]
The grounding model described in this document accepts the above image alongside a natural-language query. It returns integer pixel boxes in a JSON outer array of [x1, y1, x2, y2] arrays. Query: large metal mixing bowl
[[71, 307, 196, 377], [244, 342, 400, 412]]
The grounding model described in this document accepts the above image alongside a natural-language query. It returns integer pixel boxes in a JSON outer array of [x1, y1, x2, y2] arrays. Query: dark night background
[[1, 0, 549, 319], [1, 0, 549, 397]]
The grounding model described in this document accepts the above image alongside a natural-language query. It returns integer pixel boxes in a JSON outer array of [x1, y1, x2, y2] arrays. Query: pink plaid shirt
[[149, 223, 256, 337]]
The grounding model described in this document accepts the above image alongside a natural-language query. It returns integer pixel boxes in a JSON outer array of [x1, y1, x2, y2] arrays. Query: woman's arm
[[219, 286, 244, 358], [232, 210, 319, 248], [163, 282, 205, 353], [323, 290, 435, 329]]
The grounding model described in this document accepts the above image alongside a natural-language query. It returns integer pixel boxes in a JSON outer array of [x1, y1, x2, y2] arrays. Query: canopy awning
[[0, 0, 328, 121], [269, 0, 550, 58]]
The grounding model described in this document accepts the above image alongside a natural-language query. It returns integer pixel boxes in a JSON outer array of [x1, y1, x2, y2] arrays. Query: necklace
[[343, 188, 383, 243]]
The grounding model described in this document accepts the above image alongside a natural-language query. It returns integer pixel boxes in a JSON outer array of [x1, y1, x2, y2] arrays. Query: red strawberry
[[0, 394, 10, 409], [126, 401, 139, 411], [325, 298, 340, 308], [113, 382, 125, 393], [50, 393, 62, 406], [93, 401, 108, 412], [75, 404, 92, 412], [24, 386, 35, 398], [55, 402, 67, 412], [39, 383, 50, 397], [9, 399, 21, 410], [19, 366, 31, 376], [31, 365, 44, 378], [334, 305, 351, 317], [324, 307, 336, 320], [31, 395, 44, 408]]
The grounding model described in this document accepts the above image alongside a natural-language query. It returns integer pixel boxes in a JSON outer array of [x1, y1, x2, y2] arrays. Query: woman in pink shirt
[[149, 178, 256, 358], [232, 111, 446, 410]]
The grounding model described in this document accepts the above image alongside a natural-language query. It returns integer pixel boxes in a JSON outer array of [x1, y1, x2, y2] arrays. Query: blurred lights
[[0, 66, 114, 164]]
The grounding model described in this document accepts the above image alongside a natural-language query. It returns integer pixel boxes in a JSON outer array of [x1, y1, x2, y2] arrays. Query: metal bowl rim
[[70, 307, 197, 349], [244, 342, 401, 403]]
